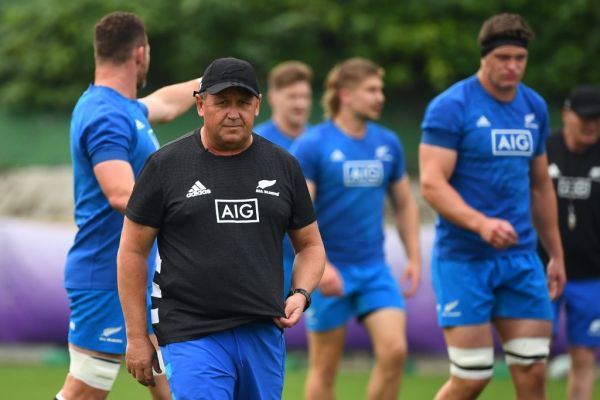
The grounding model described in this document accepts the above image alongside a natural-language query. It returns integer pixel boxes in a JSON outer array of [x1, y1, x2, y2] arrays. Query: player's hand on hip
[[318, 261, 344, 296], [276, 293, 307, 328], [479, 217, 518, 249], [125, 336, 159, 387], [546, 256, 566, 300], [401, 260, 421, 297]]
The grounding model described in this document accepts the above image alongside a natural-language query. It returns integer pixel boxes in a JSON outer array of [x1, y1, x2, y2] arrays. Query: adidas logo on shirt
[[476, 115, 491, 128], [186, 180, 212, 198], [330, 149, 346, 162]]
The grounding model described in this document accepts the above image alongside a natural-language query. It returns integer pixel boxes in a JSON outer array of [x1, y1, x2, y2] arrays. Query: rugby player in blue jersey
[[292, 57, 421, 400], [255, 61, 313, 298], [420, 13, 566, 400], [57, 11, 199, 400]]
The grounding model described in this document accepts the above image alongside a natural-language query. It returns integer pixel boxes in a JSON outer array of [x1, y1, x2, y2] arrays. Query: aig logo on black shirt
[[215, 199, 260, 223]]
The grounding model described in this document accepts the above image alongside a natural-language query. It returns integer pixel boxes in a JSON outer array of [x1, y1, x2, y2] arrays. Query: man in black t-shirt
[[117, 57, 325, 400], [544, 85, 600, 400]]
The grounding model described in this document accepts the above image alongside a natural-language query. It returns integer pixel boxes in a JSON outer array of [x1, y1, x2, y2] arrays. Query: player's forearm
[[531, 181, 563, 259], [291, 243, 326, 293], [141, 78, 200, 124], [117, 250, 149, 339], [421, 177, 486, 234], [395, 195, 421, 265]]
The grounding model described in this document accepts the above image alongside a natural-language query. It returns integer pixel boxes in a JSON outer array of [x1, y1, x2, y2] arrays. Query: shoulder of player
[[80, 88, 139, 122], [296, 121, 330, 142], [426, 77, 474, 113], [367, 121, 398, 138], [253, 119, 275, 135], [74, 100, 139, 143], [254, 134, 296, 160], [517, 83, 548, 110]]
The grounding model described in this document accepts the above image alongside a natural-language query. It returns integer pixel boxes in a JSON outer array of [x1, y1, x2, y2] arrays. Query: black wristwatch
[[287, 288, 311, 311]]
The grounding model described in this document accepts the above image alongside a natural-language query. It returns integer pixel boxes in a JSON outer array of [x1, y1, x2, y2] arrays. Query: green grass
[[1, 363, 571, 399]]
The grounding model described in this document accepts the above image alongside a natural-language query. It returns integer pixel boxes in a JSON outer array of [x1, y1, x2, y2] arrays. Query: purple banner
[[0, 217, 569, 354]]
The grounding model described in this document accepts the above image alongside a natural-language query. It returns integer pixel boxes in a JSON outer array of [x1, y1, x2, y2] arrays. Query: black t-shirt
[[541, 130, 600, 280], [125, 130, 316, 345]]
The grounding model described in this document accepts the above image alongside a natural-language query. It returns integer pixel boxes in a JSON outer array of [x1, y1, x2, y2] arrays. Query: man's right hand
[[478, 217, 518, 249], [318, 261, 344, 296], [125, 336, 160, 387]]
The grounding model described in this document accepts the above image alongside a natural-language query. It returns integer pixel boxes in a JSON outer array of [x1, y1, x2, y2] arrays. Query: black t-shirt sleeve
[[125, 155, 164, 228], [288, 157, 316, 230]]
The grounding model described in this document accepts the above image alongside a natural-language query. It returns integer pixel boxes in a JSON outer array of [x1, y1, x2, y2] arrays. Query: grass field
[[1, 363, 572, 399]]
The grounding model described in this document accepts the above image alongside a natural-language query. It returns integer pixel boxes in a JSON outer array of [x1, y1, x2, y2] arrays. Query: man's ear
[[255, 94, 262, 116], [196, 95, 204, 118], [133, 45, 145, 65], [338, 87, 350, 106]]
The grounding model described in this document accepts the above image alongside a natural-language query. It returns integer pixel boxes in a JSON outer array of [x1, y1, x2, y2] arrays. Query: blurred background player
[[542, 85, 600, 400], [419, 13, 565, 400], [255, 60, 313, 297], [292, 57, 421, 400], [58, 11, 199, 400]]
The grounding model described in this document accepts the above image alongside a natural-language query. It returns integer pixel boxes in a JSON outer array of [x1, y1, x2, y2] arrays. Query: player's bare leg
[[363, 309, 406, 400], [567, 346, 596, 400], [305, 326, 346, 400]]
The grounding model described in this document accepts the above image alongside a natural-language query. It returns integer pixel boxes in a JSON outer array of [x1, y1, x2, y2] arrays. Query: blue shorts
[[305, 261, 405, 332], [161, 322, 285, 400], [67, 288, 153, 354], [553, 279, 600, 347], [431, 252, 553, 327]]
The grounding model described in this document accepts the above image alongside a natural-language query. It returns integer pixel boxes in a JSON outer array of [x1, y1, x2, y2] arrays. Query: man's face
[[269, 81, 312, 129], [562, 109, 600, 151], [480, 45, 528, 93], [197, 87, 261, 150], [342, 75, 385, 121], [136, 43, 150, 90]]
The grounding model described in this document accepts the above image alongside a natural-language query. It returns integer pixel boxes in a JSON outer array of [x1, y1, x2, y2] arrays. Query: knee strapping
[[503, 337, 550, 366], [68, 348, 121, 391], [448, 347, 494, 380]]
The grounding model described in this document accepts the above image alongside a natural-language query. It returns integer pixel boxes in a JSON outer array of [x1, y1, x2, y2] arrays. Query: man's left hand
[[274, 293, 306, 329]]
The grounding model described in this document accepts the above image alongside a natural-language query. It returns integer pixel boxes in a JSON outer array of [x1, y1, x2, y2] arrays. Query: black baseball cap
[[564, 85, 600, 118], [197, 57, 260, 97]]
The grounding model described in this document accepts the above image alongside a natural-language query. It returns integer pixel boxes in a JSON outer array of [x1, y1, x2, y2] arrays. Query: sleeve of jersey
[[136, 100, 149, 118], [85, 110, 132, 166], [533, 100, 551, 156], [420, 96, 463, 150], [389, 135, 406, 182], [288, 158, 317, 230], [125, 156, 164, 228], [289, 133, 320, 182]]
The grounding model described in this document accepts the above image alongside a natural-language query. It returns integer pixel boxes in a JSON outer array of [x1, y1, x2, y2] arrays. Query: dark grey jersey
[[126, 131, 316, 345], [543, 131, 600, 280]]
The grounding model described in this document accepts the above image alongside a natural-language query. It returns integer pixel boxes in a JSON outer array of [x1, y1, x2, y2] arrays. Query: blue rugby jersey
[[65, 84, 159, 289], [291, 120, 405, 266], [421, 75, 550, 260]]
